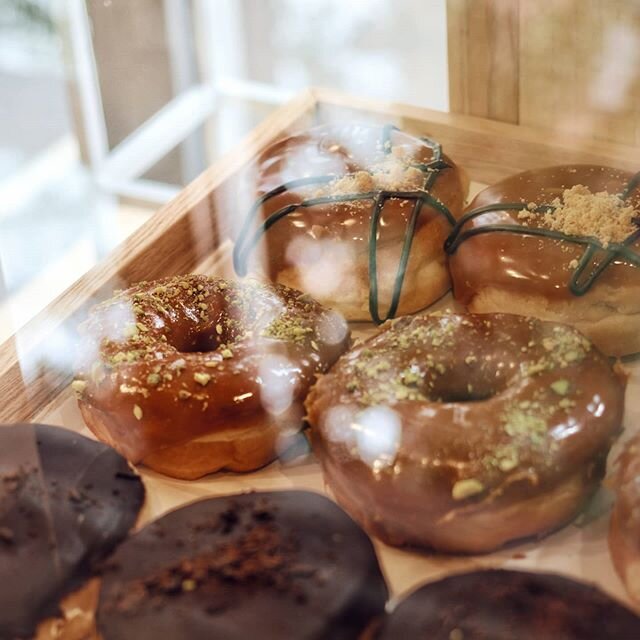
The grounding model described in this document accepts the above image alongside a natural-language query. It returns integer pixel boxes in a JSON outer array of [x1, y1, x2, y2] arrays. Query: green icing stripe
[[444, 171, 640, 296], [233, 125, 455, 323]]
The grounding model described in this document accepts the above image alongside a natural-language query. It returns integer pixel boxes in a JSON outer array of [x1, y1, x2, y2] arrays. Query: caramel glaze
[[74, 275, 350, 465], [448, 165, 640, 304], [609, 432, 640, 599], [305, 313, 625, 553], [243, 124, 467, 294]]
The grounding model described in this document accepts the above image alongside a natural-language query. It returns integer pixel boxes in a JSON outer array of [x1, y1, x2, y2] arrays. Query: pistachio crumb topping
[[71, 380, 87, 395], [550, 379, 570, 395], [498, 456, 519, 472], [123, 323, 139, 339], [502, 408, 547, 445], [133, 404, 143, 420], [452, 478, 485, 500], [221, 348, 233, 359], [261, 314, 314, 343], [147, 373, 161, 386], [194, 372, 211, 386], [182, 579, 197, 592]]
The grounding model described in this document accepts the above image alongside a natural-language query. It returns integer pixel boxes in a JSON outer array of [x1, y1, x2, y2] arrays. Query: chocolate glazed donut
[[233, 123, 469, 322], [74, 275, 350, 480], [376, 570, 640, 639], [306, 313, 625, 553], [97, 491, 388, 640], [446, 165, 640, 356], [608, 432, 640, 604], [0, 423, 144, 639]]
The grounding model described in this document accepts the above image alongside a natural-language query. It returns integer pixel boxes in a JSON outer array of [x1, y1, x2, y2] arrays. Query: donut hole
[[174, 327, 223, 353], [436, 388, 496, 403], [428, 376, 508, 404]]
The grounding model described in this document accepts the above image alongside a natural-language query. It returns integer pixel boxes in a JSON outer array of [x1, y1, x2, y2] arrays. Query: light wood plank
[[448, 0, 640, 146], [519, 0, 640, 146], [447, 0, 520, 123]]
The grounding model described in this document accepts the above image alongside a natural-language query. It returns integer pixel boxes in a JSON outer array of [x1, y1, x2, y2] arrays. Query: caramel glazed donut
[[609, 432, 640, 603], [446, 165, 640, 356], [233, 123, 469, 323], [73, 275, 350, 480], [305, 313, 625, 553]]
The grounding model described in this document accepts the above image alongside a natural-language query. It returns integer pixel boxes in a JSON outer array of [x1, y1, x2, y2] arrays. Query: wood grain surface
[[447, 0, 640, 146]]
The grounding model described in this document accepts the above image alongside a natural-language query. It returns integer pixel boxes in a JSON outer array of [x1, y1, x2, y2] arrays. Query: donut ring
[[446, 165, 640, 356], [0, 423, 144, 639], [74, 275, 350, 480], [96, 491, 388, 640], [608, 433, 640, 603], [233, 123, 468, 323], [376, 569, 640, 639], [305, 313, 625, 553]]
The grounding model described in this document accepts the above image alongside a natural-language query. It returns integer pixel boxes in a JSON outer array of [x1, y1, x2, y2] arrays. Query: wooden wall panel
[[447, 0, 640, 147], [448, 0, 520, 123]]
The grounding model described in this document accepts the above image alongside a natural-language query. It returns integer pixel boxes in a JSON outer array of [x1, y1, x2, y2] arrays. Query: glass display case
[[1, 2, 640, 638]]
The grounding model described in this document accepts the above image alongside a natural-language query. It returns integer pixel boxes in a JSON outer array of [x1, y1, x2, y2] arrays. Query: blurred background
[[0, 0, 448, 342], [1, 0, 639, 343]]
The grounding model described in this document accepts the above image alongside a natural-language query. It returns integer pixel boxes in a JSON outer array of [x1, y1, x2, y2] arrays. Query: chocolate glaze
[[75, 275, 350, 465], [609, 432, 640, 598], [376, 569, 640, 639], [246, 124, 464, 259], [448, 165, 640, 304], [97, 490, 387, 640], [306, 313, 625, 552], [0, 423, 145, 639]]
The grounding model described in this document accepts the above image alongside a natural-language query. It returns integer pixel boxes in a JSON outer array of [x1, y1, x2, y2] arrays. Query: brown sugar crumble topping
[[517, 184, 638, 248], [313, 146, 427, 199]]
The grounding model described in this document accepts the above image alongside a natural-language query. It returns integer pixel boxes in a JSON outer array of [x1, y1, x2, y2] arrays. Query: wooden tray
[[2, 88, 640, 607]]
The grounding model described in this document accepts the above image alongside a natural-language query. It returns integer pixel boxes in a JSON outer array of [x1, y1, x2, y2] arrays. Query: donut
[[0, 423, 144, 639], [305, 312, 625, 553], [233, 123, 469, 322], [376, 569, 640, 639], [445, 165, 640, 356], [74, 275, 350, 480], [96, 490, 388, 640], [608, 432, 640, 603]]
